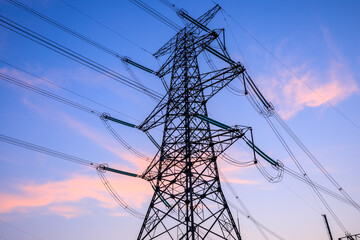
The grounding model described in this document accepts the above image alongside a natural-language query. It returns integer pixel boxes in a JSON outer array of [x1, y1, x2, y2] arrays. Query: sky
[[0, 0, 360, 239]]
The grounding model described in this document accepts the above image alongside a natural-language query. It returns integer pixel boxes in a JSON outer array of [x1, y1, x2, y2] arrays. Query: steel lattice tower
[[137, 5, 251, 240]]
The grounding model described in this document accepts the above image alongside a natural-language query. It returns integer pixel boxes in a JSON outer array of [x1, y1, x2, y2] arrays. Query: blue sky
[[0, 0, 359, 239]]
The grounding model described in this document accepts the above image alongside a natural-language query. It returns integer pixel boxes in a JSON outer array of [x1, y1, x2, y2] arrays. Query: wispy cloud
[[0, 173, 152, 218], [269, 61, 357, 119], [260, 31, 358, 119]]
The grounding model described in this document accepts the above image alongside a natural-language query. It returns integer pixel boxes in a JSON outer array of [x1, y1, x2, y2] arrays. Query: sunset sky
[[0, 0, 359, 239]]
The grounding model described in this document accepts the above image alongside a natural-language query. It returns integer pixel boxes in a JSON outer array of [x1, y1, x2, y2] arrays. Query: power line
[[135, 2, 353, 234], [0, 72, 103, 117], [0, 71, 154, 161], [0, 133, 98, 168], [0, 15, 162, 101], [221, 145, 358, 207], [0, 59, 140, 122]]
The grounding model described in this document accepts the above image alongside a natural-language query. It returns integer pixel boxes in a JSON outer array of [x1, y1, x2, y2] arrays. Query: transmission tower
[[137, 5, 253, 239]]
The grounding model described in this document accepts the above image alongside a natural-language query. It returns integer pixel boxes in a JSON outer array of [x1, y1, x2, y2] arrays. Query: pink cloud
[[262, 58, 358, 120], [257, 29, 359, 120], [278, 60, 357, 119], [0, 173, 152, 218]]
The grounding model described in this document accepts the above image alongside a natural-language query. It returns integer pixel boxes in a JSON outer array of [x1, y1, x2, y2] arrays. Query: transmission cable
[[0, 72, 103, 117], [282, 166, 355, 207], [0, 72, 102, 117], [255, 159, 284, 183], [0, 133, 99, 168], [7, 0, 153, 76], [216, 8, 358, 228], [0, 72, 154, 160], [6, 0, 163, 103], [221, 142, 355, 206], [220, 129, 358, 207], [138, 1, 357, 231], [202, 51, 245, 96], [0, 59, 140, 122], [220, 153, 254, 167], [0, 15, 162, 101]]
